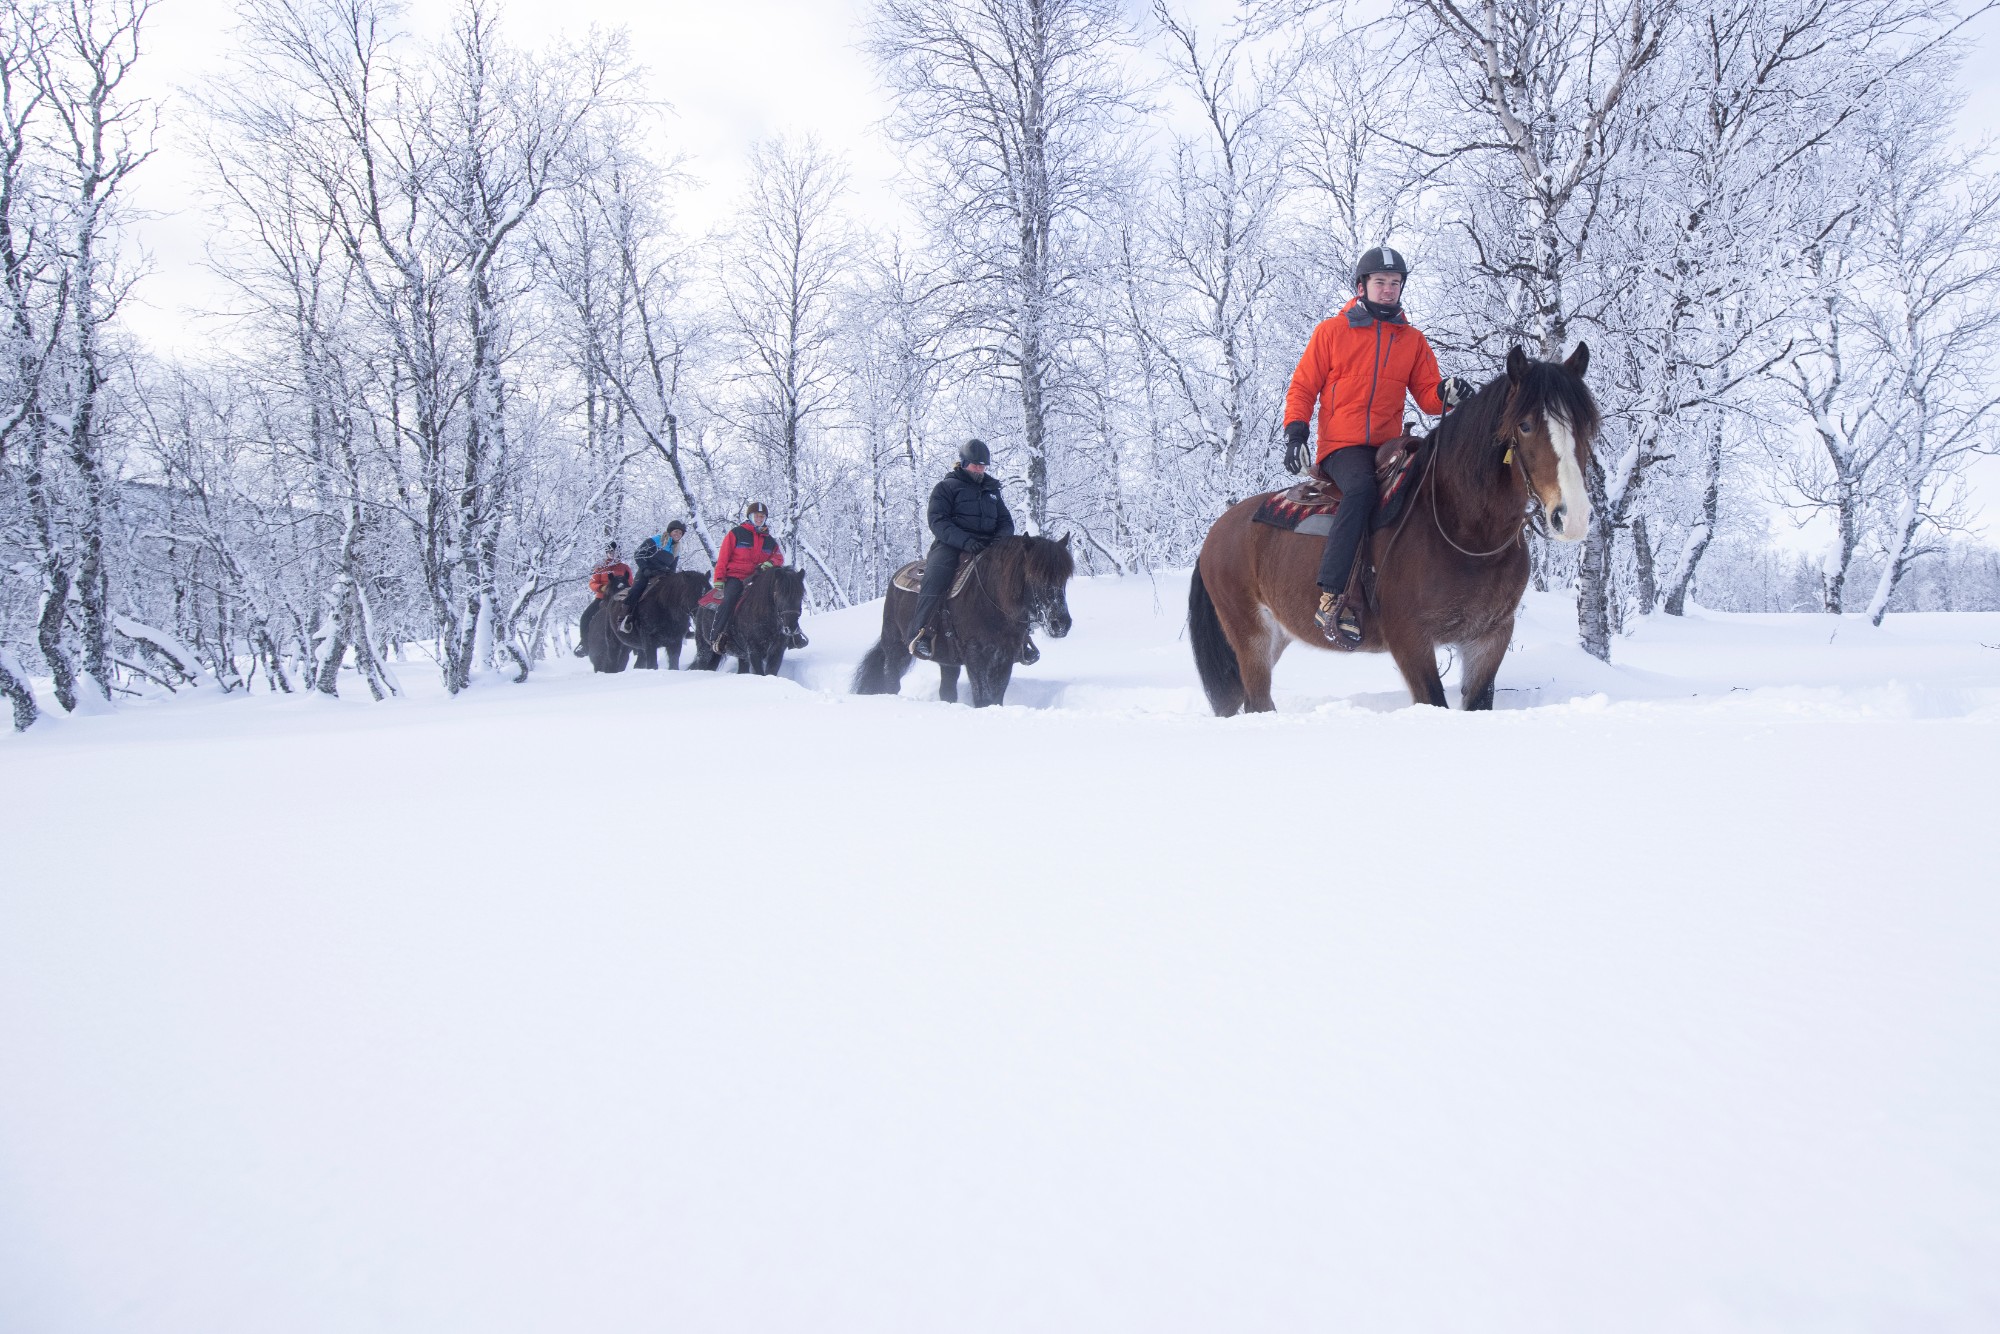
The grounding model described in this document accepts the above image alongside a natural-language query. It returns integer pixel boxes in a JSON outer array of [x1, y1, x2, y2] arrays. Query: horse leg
[[1457, 623, 1513, 711], [938, 662, 960, 703], [1224, 606, 1284, 713], [983, 662, 1014, 708], [1386, 626, 1448, 708], [637, 643, 658, 669]]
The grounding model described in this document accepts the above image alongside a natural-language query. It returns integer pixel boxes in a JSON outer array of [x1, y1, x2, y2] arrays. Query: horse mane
[[1432, 354, 1601, 498], [988, 534, 1075, 592]]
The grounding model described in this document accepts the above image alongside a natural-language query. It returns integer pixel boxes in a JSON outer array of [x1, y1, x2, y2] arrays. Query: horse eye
[[1519, 420, 1534, 434]]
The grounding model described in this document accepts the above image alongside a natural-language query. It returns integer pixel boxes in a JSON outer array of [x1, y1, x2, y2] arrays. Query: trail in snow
[[3, 575, 1997, 1333]]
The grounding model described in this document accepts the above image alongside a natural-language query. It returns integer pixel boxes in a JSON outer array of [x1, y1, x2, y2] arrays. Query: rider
[[708, 502, 784, 651], [909, 439, 1015, 661], [588, 542, 632, 600], [622, 520, 687, 632], [1282, 246, 1476, 647]]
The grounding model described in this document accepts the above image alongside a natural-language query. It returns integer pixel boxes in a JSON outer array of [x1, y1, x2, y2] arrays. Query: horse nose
[[1551, 503, 1568, 535]]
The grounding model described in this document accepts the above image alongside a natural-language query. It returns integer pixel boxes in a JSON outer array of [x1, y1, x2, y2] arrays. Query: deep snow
[[3, 575, 1997, 1333]]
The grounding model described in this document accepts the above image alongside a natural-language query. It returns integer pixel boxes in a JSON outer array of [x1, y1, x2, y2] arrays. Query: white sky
[[116, 0, 2000, 540]]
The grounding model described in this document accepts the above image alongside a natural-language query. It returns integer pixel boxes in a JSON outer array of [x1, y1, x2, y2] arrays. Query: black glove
[[964, 538, 987, 554], [1283, 421, 1309, 474], [1439, 376, 1476, 409]]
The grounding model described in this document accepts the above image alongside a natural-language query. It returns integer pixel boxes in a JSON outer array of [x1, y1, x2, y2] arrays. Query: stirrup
[[1316, 592, 1363, 648], [908, 629, 936, 661], [1018, 638, 1040, 666]]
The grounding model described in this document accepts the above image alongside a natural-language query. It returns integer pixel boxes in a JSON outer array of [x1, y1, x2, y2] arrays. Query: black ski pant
[[909, 541, 961, 641], [712, 577, 744, 641], [1315, 445, 1379, 594]]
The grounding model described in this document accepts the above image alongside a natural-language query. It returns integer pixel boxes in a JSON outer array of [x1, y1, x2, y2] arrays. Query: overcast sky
[[115, 0, 2000, 537]]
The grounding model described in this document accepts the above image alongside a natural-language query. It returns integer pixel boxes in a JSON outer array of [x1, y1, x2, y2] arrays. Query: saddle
[[890, 549, 984, 598], [1251, 431, 1428, 536]]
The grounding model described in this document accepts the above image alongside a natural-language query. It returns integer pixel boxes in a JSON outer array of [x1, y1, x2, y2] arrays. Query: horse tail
[[1188, 562, 1245, 717], [852, 640, 897, 695]]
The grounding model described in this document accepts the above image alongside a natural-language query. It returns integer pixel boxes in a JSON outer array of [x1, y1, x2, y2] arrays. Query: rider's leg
[[711, 577, 744, 646], [621, 569, 649, 631], [1314, 446, 1378, 643], [1315, 447, 1380, 592], [908, 542, 959, 659]]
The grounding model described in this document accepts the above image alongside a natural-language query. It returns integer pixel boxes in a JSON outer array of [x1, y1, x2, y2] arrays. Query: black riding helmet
[[1353, 245, 1409, 287], [959, 438, 992, 467]]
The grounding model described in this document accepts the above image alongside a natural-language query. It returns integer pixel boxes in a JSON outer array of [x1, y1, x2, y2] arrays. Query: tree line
[[4, 0, 1998, 728]]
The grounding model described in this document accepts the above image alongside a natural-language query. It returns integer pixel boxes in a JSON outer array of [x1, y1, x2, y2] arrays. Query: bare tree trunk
[[0, 652, 37, 731], [1631, 516, 1657, 615]]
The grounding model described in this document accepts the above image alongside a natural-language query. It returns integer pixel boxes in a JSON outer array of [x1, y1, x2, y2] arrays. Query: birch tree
[[868, 0, 1145, 530]]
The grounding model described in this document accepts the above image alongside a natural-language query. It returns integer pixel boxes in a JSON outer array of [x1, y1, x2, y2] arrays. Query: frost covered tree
[[867, 0, 1147, 530], [1774, 88, 2000, 622], [720, 135, 855, 604]]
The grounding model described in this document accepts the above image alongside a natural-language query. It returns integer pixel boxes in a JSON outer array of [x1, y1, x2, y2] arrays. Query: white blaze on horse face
[[1547, 410, 1591, 541]]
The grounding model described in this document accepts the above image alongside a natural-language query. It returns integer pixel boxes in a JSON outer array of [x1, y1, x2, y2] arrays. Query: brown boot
[[1315, 591, 1363, 648]]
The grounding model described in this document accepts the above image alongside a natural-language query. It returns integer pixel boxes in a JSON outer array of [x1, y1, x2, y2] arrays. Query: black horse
[[613, 570, 708, 670], [853, 535, 1076, 707], [577, 599, 630, 673], [692, 566, 808, 676]]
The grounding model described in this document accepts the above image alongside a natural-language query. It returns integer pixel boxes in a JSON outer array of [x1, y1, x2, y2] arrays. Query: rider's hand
[[758, 560, 774, 569], [1283, 421, 1309, 474], [965, 538, 987, 553], [1440, 376, 1476, 409], [712, 579, 725, 589]]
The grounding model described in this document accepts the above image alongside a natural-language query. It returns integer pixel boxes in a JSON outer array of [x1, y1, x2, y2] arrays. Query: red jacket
[[1285, 300, 1446, 462], [713, 523, 784, 583], [589, 559, 631, 599]]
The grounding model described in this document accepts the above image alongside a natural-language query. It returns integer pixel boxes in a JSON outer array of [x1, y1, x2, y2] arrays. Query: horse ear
[[1506, 345, 1529, 382], [1564, 341, 1590, 377], [1060, 533, 1072, 548]]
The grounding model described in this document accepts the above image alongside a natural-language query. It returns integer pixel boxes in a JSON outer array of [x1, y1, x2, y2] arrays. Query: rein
[[1422, 425, 1535, 561]]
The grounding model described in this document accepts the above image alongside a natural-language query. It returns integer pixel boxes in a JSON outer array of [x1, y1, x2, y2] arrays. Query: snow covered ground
[[4, 574, 1998, 1333]]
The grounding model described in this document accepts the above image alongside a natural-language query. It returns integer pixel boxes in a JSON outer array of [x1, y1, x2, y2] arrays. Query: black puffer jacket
[[927, 465, 1015, 552]]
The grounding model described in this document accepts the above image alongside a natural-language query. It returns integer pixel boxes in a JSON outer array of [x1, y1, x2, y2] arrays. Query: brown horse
[[613, 570, 708, 670], [852, 535, 1076, 707], [1190, 344, 1599, 713], [578, 599, 631, 673]]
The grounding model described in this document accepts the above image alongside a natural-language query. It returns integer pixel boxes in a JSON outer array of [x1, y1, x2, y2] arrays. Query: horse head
[[1025, 533, 1076, 638], [1499, 343, 1599, 542], [766, 565, 808, 638]]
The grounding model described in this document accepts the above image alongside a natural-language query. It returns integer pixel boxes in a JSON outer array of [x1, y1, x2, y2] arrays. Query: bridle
[[968, 542, 1067, 631], [1422, 403, 1549, 560]]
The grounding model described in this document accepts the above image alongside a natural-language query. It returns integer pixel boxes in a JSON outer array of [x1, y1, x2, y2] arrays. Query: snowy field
[[4, 573, 1998, 1333]]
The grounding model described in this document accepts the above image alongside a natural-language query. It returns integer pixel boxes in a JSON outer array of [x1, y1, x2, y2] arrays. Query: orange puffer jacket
[[1284, 299, 1446, 462]]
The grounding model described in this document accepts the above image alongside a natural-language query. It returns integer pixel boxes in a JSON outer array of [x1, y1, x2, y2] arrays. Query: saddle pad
[[1250, 435, 1429, 537], [698, 589, 723, 609], [1251, 490, 1341, 535], [889, 551, 983, 598]]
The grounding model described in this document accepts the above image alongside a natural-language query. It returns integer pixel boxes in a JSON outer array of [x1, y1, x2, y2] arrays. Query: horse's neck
[[1434, 439, 1522, 544]]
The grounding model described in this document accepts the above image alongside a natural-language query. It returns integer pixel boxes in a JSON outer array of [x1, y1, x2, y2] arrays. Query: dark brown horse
[[1190, 344, 1599, 713], [692, 565, 807, 676], [578, 599, 631, 673], [613, 571, 708, 670], [852, 535, 1076, 707]]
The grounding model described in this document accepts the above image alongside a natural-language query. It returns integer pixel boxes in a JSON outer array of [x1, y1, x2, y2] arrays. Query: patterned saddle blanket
[[1252, 434, 1429, 536], [890, 550, 984, 598]]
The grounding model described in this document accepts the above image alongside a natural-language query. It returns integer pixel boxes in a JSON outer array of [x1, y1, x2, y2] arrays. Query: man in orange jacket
[[1283, 246, 1476, 646]]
